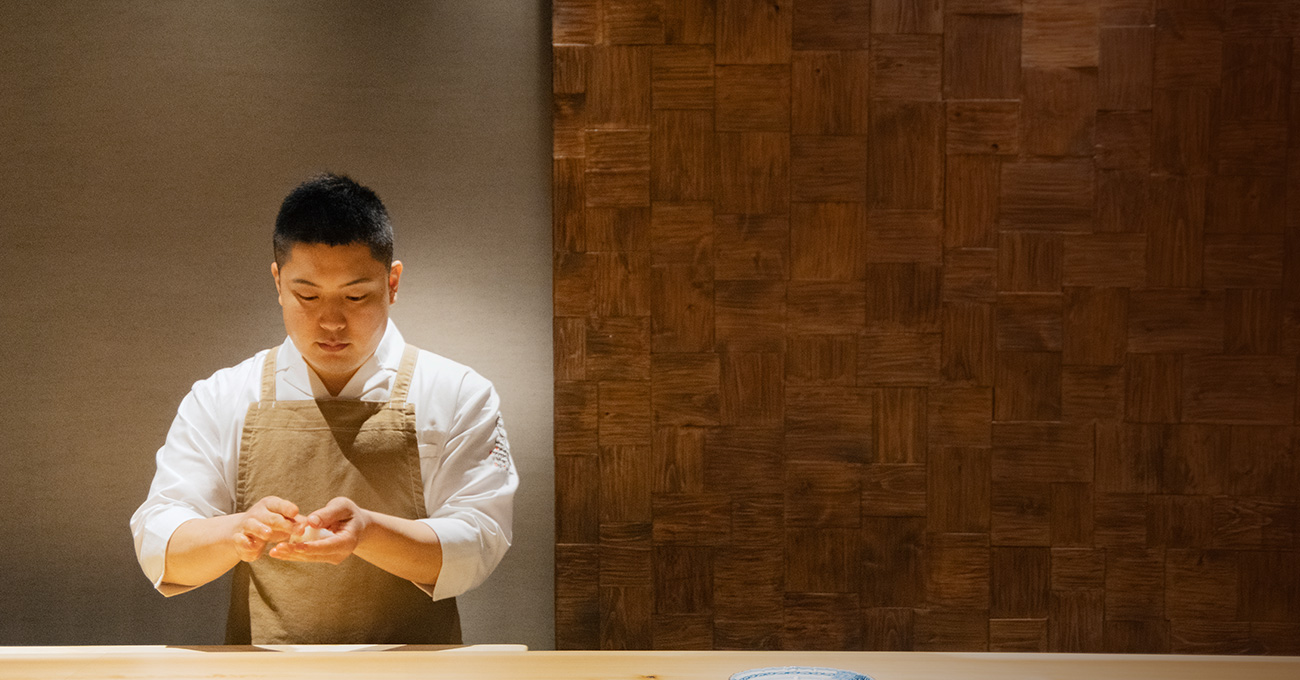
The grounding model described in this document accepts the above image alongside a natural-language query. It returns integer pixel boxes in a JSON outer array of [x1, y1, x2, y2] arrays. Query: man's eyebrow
[[290, 277, 373, 287]]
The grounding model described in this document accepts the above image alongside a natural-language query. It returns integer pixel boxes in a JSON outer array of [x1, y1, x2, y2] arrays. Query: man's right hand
[[233, 496, 300, 562]]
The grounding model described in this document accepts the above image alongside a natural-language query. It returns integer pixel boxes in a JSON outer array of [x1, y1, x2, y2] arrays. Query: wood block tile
[[547, 96, 584, 156], [873, 0, 942, 33], [730, 491, 785, 549], [1098, 0, 1154, 25], [862, 517, 927, 607], [555, 544, 600, 649], [588, 46, 652, 127], [715, 132, 789, 215], [1099, 26, 1154, 111], [714, 214, 789, 280], [1152, 89, 1217, 175], [1224, 0, 1300, 35], [866, 210, 944, 264], [652, 353, 720, 427], [1062, 287, 1128, 367], [662, 0, 715, 44], [704, 427, 783, 495], [1161, 424, 1228, 496], [607, 0, 666, 45], [783, 593, 864, 650], [599, 380, 653, 445], [1020, 67, 1098, 157], [554, 160, 587, 252], [653, 545, 712, 614], [1222, 38, 1291, 121], [944, 14, 1022, 99], [786, 528, 863, 592], [999, 161, 1094, 232], [719, 352, 783, 427], [927, 387, 993, 447], [1166, 549, 1239, 620], [947, 101, 1020, 156], [556, 318, 587, 385], [998, 232, 1063, 293], [652, 493, 731, 544], [791, 135, 869, 203], [1100, 424, 1165, 494], [943, 248, 997, 304], [1049, 590, 1104, 652], [992, 481, 1052, 546], [992, 547, 1051, 618], [990, 618, 1048, 652], [1051, 547, 1106, 591], [596, 251, 652, 317], [928, 447, 991, 533], [714, 544, 783, 620], [792, 51, 869, 135], [653, 426, 704, 494], [587, 206, 651, 253], [944, 155, 999, 248], [871, 35, 943, 101], [786, 334, 856, 385], [553, 0, 600, 45], [1095, 170, 1153, 234], [867, 101, 945, 210], [1227, 425, 1299, 497], [715, 64, 791, 132], [1206, 176, 1287, 234], [789, 281, 867, 333], [601, 445, 653, 522], [994, 351, 1063, 422], [1095, 111, 1152, 170], [1238, 551, 1300, 623], [1061, 364, 1124, 420], [1204, 234, 1284, 289], [1102, 548, 1164, 621], [993, 422, 1094, 484], [651, 265, 713, 353], [864, 608, 915, 651], [556, 380, 599, 457], [1023, 0, 1100, 68], [1252, 623, 1300, 655], [651, 614, 713, 649], [600, 585, 653, 649], [1095, 492, 1148, 547], [926, 537, 990, 613], [1183, 355, 1296, 424], [791, 203, 867, 280], [554, 45, 588, 96], [651, 202, 713, 268], [556, 454, 600, 543], [874, 388, 927, 464], [1154, 8, 1224, 89], [1105, 620, 1171, 654], [713, 618, 782, 650], [1212, 497, 1297, 549], [1214, 120, 1289, 175], [1147, 494, 1212, 549], [652, 110, 714, 202], [716, 0, 793, 64], [1128, 289, 1224, 354], [946, 0, 1021, 12], [601, 522, 653, 586], [858, 333, 942, 386], [1124, 354, 1181, 423], [996, 293, 1063, 352], [785, 385, 874, 463], [1169, 620, 1261, 655], [652, 45, 714, 109], [914, 609, 989, 651], [588, 317, 651, 381], [942, 302, 995, 386], [785, 461, 863, 527], [715, 280, 785, 352], [864, 464, 928, 517], [793, 0, 872, 49], [587, 168, 651, 207], [865, 262, 943, 330], [1063, 234, 1145, 288]]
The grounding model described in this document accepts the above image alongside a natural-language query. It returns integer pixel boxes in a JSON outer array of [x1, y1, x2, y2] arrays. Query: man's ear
[[271, 261, 283, 305], [388, 260, 403, 304]]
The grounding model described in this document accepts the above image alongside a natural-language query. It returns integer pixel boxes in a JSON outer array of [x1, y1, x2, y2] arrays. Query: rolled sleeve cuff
[[418, 517, 482, 601], [142, 506, 205, 597]]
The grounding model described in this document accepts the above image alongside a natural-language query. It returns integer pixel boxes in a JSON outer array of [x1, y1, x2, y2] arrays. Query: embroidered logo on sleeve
[[490, 415, 512, 470]]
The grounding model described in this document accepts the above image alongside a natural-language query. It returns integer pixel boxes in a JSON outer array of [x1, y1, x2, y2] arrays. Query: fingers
[[269, 530, 353, 565], [305, 496, 355, 529], [259, 496, 300, 522]]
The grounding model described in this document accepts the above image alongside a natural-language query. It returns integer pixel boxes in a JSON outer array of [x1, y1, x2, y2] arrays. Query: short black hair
[[273, 173, 394, 267]]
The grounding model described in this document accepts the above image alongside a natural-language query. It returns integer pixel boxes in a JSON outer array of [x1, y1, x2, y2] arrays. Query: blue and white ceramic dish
[[731, 667, 873, 680]]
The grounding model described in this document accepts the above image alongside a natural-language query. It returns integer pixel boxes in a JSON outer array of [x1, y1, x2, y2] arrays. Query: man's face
[[272, 242, 402, 392]]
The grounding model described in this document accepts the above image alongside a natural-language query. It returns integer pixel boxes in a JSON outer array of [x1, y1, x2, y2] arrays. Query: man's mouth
[[317, 341, 350, 352]]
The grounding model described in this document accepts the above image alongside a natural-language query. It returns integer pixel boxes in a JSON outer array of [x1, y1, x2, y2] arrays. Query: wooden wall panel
[[554, 0, 1300, 653]]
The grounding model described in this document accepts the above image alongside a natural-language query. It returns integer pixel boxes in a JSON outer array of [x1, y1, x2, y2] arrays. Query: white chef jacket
[[130, 320, 517, 602]]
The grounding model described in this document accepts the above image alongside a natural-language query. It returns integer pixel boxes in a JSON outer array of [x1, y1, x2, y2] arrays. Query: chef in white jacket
[[130, 173, 516, 644]]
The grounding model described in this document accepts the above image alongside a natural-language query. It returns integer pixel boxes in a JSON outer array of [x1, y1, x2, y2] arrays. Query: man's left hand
[[268, 496, 370, 565]]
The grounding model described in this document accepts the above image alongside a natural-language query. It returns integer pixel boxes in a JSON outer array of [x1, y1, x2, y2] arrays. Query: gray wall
[[0, 1, 553, 648]]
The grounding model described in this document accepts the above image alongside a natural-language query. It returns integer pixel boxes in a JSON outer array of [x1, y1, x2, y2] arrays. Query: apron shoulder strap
[[389, 344, 420, 407], [259, 347, 278, 402]]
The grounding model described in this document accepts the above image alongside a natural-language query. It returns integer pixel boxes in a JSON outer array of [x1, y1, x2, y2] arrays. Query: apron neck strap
[[389, 344, 419, 407], [259, 347, 279, 402]]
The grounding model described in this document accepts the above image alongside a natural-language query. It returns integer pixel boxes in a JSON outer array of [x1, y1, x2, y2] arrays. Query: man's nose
[[319, 304, 346, 330]]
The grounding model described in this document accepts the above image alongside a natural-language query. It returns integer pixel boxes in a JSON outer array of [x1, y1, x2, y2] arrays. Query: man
[[130, 174, 516, 645]]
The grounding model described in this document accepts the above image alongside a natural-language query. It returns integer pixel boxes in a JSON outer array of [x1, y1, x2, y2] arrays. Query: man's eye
[[297, 294, 318, 301], [347, 295, 368, 302]]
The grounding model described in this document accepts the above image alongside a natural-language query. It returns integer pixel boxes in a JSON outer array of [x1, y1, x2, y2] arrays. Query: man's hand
[[234, 496, 300, 562], [269, 496, 369, 565]]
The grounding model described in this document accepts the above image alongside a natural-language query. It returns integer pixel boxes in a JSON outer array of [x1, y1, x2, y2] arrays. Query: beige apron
[[226, 344, 461, 645]]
